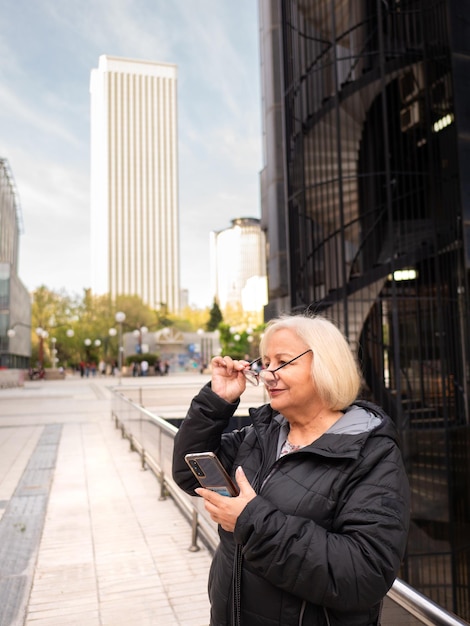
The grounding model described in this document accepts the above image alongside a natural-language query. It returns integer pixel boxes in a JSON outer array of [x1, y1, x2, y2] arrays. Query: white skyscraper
[[90, 55, 180, 312], [210, 217, 267, 314]]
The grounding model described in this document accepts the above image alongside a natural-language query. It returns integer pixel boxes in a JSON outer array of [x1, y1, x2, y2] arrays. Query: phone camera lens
[[190, 460, 204, 476]]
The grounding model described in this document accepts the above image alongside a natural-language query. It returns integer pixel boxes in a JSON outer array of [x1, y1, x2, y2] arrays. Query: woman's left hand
[[195, 466, 256, 532]]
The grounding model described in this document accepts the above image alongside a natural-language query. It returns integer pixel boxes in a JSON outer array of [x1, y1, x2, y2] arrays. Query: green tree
[[114, 294, 159, 330], [206, 299, 223, 331], [173, 306, 211, 331], [31, 286, 80, 367], [217, 324, 251, 360], [217, 322, 266, 360], [83, 293, 159, 364]]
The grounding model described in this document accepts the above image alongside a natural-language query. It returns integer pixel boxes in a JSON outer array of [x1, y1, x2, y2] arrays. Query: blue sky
[[0, 0, 262, 308]]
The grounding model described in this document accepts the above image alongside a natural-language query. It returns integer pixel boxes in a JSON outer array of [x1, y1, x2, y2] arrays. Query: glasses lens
[[243, 369, 259, 386], [258, 370, 277, 386]]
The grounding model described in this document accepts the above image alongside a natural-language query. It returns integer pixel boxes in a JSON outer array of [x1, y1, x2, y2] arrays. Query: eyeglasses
[[243, 349, 313, 387]]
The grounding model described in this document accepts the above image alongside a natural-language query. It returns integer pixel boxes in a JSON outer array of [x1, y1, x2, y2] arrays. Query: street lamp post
[[49, 329, 75, 371], [35, 327, 49, 369], [83, 338, 102, 376], [51, 337, 57, 369], [115, 311, 126, 383], [108, 328, 117, 362], [196, 328, 205, 372], [133, 325, 149, 353], [83, 338, 92, 376], [7, 321, 32, 339], [84, 337, 92, 356], [6, 322, 32, 369]]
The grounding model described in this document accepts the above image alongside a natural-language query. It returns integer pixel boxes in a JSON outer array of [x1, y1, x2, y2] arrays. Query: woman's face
[[262, 328, 316, 418]]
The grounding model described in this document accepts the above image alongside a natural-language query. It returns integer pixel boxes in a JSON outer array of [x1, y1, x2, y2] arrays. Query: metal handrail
[[388, 579, 469, 626], [110, 388, 470, 626]]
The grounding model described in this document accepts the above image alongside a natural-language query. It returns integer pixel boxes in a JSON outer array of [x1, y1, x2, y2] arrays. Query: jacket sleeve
[[172, 383, 244, 495], [233, 438, 410, 611]]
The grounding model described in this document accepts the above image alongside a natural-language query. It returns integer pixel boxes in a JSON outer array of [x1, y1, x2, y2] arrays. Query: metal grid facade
[[261, 0, 470, 619]]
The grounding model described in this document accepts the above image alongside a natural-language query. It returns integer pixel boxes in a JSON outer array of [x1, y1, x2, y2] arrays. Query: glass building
[[259, 0, 470, 620], [0, 158, 31, 368]]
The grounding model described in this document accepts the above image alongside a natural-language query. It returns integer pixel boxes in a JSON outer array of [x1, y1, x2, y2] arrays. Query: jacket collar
[[250, 401, 395, 461]]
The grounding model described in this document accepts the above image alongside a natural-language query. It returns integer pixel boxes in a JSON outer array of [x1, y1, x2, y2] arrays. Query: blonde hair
[[260, 314, 362, 410]]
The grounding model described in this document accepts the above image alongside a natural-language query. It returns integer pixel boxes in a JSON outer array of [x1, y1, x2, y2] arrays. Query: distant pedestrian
[[140, 360, 149, 376]]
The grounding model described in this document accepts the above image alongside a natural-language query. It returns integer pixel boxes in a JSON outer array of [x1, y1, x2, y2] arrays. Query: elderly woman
[[172, 314, 410, 626]]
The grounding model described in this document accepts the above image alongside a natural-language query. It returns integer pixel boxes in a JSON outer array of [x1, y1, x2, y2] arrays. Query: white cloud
[[0, 84, 81, 148]]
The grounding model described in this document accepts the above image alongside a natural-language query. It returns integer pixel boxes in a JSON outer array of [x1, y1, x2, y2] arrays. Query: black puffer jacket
[[172, 385, 410, 626]]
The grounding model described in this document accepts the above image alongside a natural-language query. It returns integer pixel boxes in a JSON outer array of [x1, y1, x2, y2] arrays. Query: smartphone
[[184, 452, 239, 497]]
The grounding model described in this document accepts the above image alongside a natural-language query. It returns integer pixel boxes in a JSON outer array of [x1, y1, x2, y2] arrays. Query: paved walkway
[[0, 373, 213, 626]]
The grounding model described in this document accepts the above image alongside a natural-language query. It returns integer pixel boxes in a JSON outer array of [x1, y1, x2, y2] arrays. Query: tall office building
[[90, 55, 180, 312], [210, 217, 267, 315], [259, 0, 470, 620]]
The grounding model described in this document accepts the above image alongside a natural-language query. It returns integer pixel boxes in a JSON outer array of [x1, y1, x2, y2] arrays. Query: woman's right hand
[[210, 355, 248, 402]]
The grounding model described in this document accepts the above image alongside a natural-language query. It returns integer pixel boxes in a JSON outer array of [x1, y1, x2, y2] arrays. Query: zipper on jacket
[[231, 543, 243, 626]]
